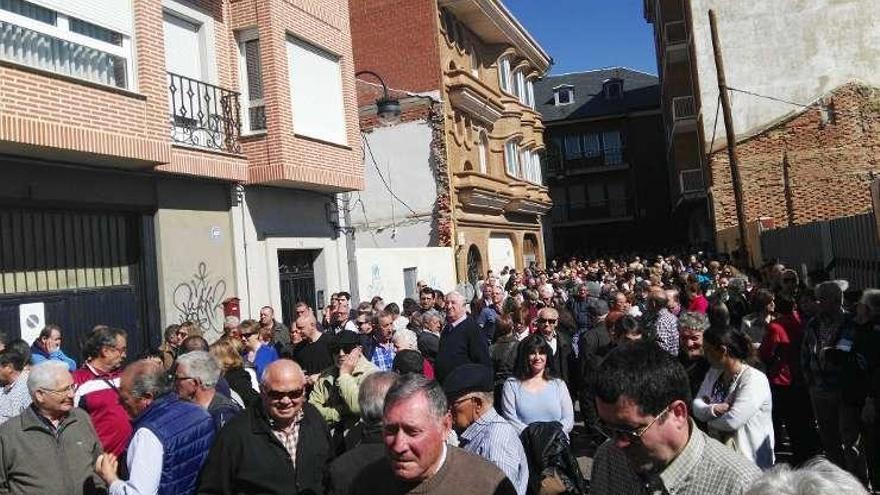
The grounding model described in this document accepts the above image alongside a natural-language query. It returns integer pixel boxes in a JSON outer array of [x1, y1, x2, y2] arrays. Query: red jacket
[[760, 312, 805, 387], [72, 364, 132, 456]]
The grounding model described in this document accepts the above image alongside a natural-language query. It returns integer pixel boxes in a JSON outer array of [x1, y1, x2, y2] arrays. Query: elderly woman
[[678, 311, 711, 398], [693, 326, 774, 468], [501, 333, 574, 435], [393, 330, 433, 378]]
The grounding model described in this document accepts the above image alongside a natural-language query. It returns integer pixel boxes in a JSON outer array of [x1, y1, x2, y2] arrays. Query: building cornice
[[439, 0, 551, 73]]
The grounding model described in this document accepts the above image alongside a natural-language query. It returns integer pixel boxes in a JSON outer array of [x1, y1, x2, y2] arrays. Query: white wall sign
[[210, 226, 221, 240], [19, 302, 45, 344]]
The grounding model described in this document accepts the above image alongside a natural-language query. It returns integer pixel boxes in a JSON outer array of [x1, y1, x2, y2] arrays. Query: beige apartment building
[[0, 0, 361, 354], [351, 0, 551, 289]]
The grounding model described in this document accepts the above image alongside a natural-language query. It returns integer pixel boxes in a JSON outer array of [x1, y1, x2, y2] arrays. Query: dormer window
[[553, 85, 574, 106], [603, 78, 623, 100]]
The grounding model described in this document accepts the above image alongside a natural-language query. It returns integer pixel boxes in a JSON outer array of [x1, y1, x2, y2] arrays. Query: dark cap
[[441, 364, 493, 401], [334, 331, 361, 347]]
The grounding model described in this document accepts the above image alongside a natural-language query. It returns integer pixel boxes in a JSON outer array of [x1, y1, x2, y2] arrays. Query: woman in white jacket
[[693, 325, 775, 469]]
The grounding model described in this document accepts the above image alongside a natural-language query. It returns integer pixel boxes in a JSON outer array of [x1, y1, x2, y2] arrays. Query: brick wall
[[349, 0, 442, 95], [709, 83, 880, 232]]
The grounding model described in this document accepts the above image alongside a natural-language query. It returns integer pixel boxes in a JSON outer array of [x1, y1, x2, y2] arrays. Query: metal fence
[[761, 212, 880, 289]]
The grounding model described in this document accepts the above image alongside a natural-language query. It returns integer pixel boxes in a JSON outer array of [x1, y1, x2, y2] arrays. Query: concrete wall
[[355, 248, 455, 305], [691, 0, 880, 144], [232, 186, 350, 319], [154, 179, 236, 342], [352, 119, 438, 248]]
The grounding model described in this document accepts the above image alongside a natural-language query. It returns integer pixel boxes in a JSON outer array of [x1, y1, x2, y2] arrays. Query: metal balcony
[[550, 199, 632, 224], [672, 96, 696, 121], [664, 20, 688, 45], [680, 168, 705, 194], [543, 146, 627, 177], [168, 72, 242, 154]]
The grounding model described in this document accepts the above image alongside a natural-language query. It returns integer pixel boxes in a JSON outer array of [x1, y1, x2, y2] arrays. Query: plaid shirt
[[0, 370, 30, 425], [271, 409, 304, 468], [370, 341, 396, 372], [590, 421, 760, 495], [653, 308, 680, 356]]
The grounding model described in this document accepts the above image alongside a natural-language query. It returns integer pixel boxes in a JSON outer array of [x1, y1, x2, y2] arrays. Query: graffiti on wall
[[366, 262, 385, 299], [173, 262, 227, 333]]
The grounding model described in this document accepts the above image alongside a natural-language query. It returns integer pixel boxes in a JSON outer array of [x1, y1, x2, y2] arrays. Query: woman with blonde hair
[[210, 339, 259, 407]]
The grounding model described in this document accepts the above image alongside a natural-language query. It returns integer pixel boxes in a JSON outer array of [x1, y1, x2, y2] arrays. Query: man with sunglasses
[[536, 307, 572, 385], [309, 331, 377, 450], [198, 359, 332, 495], [590, 340, 760, 495]]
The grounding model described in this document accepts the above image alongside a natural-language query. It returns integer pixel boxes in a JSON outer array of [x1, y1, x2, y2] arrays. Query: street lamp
[[355, 70, 401, 125]]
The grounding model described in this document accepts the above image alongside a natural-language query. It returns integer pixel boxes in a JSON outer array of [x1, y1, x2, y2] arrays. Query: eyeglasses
[[241, 332, 257, 339], [451, 395, 477, 409], [331, 344, 359, 354], [40, 383, 76, 395], [537, 318, 558, 325], [356, 320, 370, 326], [265, 388, 305, 402], [597, 405, 671, 442]]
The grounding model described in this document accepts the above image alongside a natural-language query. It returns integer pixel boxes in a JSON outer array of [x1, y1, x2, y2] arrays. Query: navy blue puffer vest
[[133, 394, 215, 495]]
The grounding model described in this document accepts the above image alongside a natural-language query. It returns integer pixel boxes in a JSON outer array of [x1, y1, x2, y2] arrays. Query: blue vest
[[133, 394, 215, 495]]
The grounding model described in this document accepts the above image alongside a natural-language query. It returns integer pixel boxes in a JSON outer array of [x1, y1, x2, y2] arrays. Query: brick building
[[535, 68, 681, 257], [350, 0, 552, 290], [644, 0, 880, 250], [0, 0, 361, 353]]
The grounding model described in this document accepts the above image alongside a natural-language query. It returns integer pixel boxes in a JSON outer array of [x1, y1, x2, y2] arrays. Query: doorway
[[277, 249, 319, 327]]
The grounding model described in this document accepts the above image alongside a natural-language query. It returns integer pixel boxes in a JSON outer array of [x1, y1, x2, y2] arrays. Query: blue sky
[[504, 0, 658, 76]]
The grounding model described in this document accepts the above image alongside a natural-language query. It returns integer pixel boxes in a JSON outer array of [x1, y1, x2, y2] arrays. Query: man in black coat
[[435, 291, 492, 382], [197, 359, 332, 495], [535, 307, 573, 385]]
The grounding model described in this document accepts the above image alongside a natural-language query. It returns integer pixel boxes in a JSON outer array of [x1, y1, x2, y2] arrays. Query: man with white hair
[[175, 351, 241, 431], [0, 360, 104, 494], [436, 291, 491, 382], [745, 457, 868, 495]]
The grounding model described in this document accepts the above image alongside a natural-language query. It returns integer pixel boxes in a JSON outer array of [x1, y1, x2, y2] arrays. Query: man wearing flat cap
[[443, 364, 528, 495], [309, 330, 377, 451]]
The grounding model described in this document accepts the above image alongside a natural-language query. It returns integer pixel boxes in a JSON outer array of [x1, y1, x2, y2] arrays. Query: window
[[526, 79, 535, 109], [477, 131, 488, 174], [470, 48, 479, 78], [532, 152, 542, 184], [554, 85, 574, 105], [504, 139, 519, 177], [583, 133, 601, 157], [286, 36, 347, 145], [163, 12, 204, 81], [498, 56, 511, 94], [603, 79, 623, 100], [0, 0, 133, 88], [515, 70, 526, 105], [602, 130, 622, 165], [564, 134, 581, 160], [238, 31, 266, 132], [519, 148, 529, 178]]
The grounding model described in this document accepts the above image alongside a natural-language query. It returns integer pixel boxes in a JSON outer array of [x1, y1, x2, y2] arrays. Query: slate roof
[[534, 67, 660, 123]]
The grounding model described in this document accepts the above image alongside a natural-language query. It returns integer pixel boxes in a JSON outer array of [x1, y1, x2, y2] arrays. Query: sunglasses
[[597, 405, 670, 442], [537, 318, 558, 325], [265, 388, 305, 402], [332, 344, 359, 354], [241, 332, 257, 339]]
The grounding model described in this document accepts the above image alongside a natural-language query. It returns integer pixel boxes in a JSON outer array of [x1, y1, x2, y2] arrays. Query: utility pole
[[709, 9, 749, 265]]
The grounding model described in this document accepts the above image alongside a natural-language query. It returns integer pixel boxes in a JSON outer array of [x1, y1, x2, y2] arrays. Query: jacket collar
[[21, 405, 78, 433]]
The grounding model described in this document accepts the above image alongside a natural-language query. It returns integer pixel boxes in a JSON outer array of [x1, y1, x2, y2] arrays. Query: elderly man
[[327, 371, 398, 494], [0, 361, 104, 494], [0, 348, 31, 424], [350, 374, 516, 494], [361, 311, 397, 372], [643, 288, 679, 356], [175, 351, 241, 431], [259, 305, 288, 347], [535, 307, 572, 384], [677, 311, 711, 398], [310, 331, 377, 448], [30, 324, 77, 371], [417, 311, 443, 364], [198, 359, 331, 494], [443, 364, 528, 495], [94, 359, 215, 495], [802, 280, 867, 483], [73, 326, 131, 457], [590, 340, 760, 494], [435, 291, 492, 382]]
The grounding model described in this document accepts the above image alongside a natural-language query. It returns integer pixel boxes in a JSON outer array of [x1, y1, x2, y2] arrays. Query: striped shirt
[[590, 420, 760, 495], [459, 408, 529, 495]]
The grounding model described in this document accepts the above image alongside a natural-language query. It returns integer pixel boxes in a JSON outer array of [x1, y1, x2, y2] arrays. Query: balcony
[[663, 20, 689, 64], [543, 147, 628, 177], [550, 199, 632, 225], [679, 168, 705, 195], [0, 19, 128, 88], [168, 72, 242, 154]]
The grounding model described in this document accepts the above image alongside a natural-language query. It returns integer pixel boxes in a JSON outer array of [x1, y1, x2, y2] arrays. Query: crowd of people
[[0, 252, 876, 494]]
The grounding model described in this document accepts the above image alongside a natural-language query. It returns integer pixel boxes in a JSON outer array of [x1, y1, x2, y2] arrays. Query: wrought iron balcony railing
[[543, 146, 627, 175], [551, 199, 631, 223], [0, 19, 127, 88], [168, 72, 242, 154]]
